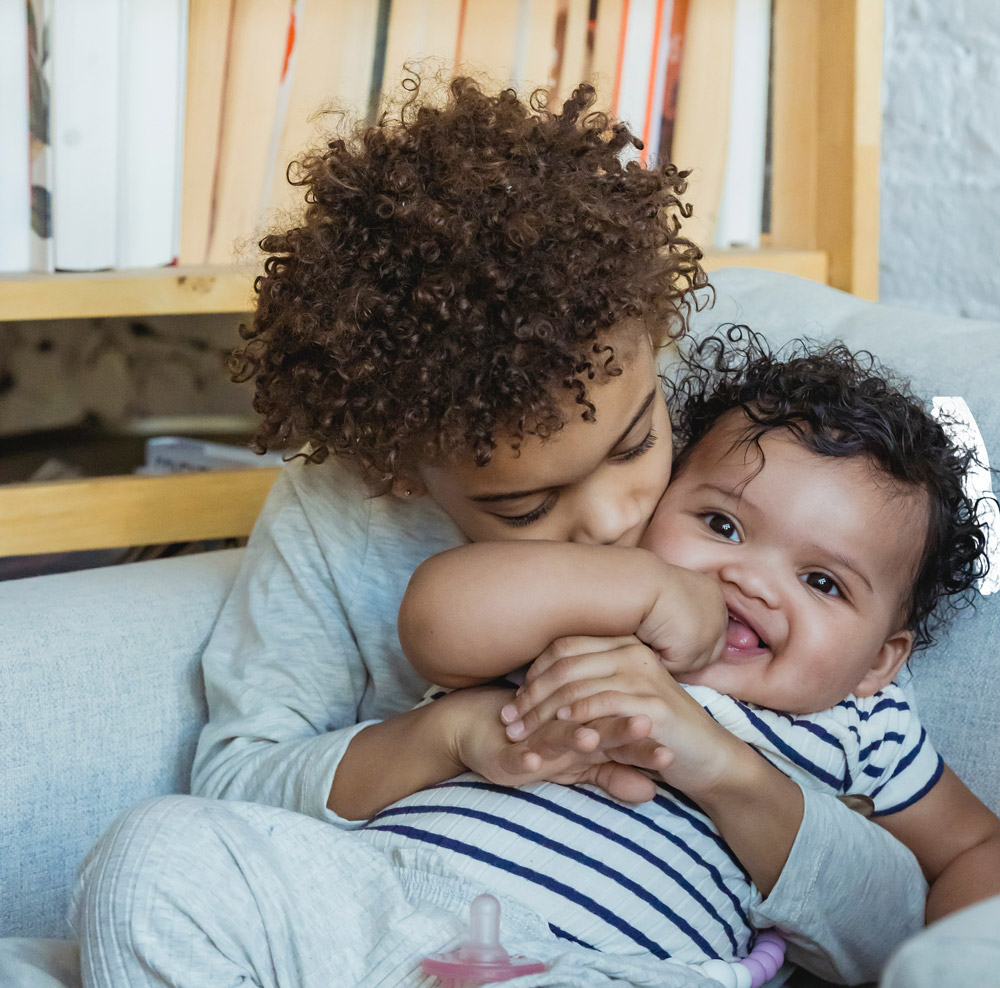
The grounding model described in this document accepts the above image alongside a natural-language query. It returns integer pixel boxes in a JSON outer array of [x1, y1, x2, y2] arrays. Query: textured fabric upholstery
[[0, 548, 243, 941]]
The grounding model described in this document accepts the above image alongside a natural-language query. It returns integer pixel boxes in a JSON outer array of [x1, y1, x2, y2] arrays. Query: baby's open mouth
[[725, 615, 767, 652]]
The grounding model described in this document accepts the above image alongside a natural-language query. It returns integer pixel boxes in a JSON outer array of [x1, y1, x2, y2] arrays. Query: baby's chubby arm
[[876, 765, 1000, 921], [398, 540, 728, 688]]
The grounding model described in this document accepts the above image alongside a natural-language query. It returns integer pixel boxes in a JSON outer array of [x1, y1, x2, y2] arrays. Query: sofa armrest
[[0, 548, 244, 939]]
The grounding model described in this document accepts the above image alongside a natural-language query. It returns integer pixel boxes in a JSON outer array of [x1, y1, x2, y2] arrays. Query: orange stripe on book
[[611, 0, 630, 115], [454, 0, 468, 69], [280, 1, 296, 81]]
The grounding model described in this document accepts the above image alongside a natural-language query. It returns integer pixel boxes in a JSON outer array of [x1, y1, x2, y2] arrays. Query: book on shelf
[[0, 0, 31, 273], [671, 0, 737, 249], [713, 0, 770, 249], [117, 0, 188, 269], [656, 0, 690, 164], [265, 0, 381, 223], [140, 436, 284, 475], [28, 0, 53, 272], [50, 0, 120, 271], [612, 0, 660, 162], [4, 0, 780, 279], [204, 0, 295, 266], [178, 0, 233, 266]]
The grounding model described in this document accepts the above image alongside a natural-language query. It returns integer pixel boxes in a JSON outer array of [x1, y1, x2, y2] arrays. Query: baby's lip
[[725, 605, 769, 655]]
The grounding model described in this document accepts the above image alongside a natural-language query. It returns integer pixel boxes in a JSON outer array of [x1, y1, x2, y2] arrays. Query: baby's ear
[[854, 630, 914, 697]]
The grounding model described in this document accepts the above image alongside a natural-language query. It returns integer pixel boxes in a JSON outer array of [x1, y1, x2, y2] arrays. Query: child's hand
[[446, 685, 669, 803], [638, 564, 728, 674], [500, 635, 739, 798]]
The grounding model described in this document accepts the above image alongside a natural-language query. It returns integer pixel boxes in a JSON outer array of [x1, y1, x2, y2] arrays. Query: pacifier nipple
[[422, 893, 547, 986], [456, 893, 508, 963]]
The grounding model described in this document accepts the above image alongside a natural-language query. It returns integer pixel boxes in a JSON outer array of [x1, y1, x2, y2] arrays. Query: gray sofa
[[2, 269, 998, 987]]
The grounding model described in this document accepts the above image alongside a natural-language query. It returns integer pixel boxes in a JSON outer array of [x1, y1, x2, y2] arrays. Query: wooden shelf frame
[[0, 249, 829, 322], [0, 468, 281, 556]]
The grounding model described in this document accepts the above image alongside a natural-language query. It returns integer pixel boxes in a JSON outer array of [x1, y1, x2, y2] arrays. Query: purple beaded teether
[[695, 929, 787, 987]]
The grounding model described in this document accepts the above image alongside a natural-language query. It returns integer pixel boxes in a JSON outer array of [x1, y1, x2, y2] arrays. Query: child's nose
[[572, 488, 644, 545]]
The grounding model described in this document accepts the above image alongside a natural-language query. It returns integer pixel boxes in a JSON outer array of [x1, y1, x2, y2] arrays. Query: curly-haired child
[[72, 80, 926, 988], [397, 333, 1000, 976]]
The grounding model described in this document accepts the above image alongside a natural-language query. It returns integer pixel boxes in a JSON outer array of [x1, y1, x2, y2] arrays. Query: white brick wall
[[881, 0, 1000, 319]]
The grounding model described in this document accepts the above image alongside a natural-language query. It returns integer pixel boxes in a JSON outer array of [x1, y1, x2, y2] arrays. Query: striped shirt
[[358, 682, 941, 965]]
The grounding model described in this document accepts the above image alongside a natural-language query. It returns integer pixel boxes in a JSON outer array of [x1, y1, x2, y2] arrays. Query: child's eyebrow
[[471, 389, 657, 503]]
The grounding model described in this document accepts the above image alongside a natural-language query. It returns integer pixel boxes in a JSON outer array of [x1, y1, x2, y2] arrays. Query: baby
[[371, 333, 1000, 976]]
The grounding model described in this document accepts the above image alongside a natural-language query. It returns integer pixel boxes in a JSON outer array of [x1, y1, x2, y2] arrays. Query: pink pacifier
[[422, 893, 548, 986]]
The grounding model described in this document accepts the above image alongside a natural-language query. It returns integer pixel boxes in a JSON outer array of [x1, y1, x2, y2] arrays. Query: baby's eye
[[704, 513, 740, 542], [802, 572, 841, 596]]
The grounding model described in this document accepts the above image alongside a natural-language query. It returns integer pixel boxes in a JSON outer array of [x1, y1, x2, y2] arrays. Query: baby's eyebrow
[[690, 482, 745, 502], [801, 542, 874, 593]]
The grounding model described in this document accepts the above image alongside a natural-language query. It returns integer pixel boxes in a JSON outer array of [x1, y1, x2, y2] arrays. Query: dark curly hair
[[230, 73, 706, 492], [666, 327, 992, 651]]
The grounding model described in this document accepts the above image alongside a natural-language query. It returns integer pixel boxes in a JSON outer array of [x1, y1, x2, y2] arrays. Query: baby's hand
[[638, 564, 728, 674], [501, 636, 739, 798]]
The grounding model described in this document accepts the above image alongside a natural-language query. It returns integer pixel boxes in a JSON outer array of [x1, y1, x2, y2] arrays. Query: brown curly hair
[[231, 73, 706, 493]]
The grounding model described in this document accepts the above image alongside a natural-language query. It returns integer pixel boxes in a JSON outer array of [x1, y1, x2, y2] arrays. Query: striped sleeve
[[832, 685, 943, 816]]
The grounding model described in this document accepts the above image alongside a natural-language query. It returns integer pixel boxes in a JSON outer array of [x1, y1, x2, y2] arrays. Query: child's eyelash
[[616, 429, 657, 462], [498, 498, 554, 528]]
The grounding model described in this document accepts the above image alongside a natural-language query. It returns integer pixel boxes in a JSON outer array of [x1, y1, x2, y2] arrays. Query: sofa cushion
[[0, 548, 244, 940], [0, 939, 80, 988], [690, 269, 1000, 815]]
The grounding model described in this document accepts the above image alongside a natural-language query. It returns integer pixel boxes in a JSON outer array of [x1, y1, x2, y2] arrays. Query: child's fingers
[[513, 642, 648, 719], [525, 635, 640, 683], [557, 690, 656, 726], [503, 676, 611, 739], [507, 717, 604, 762]]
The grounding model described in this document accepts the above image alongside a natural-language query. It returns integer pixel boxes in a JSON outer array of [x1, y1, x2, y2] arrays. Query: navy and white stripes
[[360, 682, 939, 965]]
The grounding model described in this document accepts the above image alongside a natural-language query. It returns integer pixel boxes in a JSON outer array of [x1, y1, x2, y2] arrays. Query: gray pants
[[70, 796, 731, 988]]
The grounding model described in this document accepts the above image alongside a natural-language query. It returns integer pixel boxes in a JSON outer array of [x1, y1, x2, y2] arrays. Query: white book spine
[[117, 0, 187, 269], [27, 0, 54, 271], [0, 0, 32, 272], [51, 0, 121, 271], [616, 0, 658, 142], [714, 0, 770, 249], [645, 0, 675, 165]]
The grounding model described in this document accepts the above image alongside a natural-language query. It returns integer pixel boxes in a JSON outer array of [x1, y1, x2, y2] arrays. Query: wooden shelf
[[0, 467, 281, 555], [0, 266, 257, 322], [0, 250, 828, 322]]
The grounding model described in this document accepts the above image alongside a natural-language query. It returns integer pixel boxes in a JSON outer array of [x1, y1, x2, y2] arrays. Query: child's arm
[[398, 541, 727, 688], [876, 766, 1000, 921]]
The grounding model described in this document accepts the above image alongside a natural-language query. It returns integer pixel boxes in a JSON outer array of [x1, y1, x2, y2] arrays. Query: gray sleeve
[[751, 785, 927, 985], [190, 459, 462, 824]]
